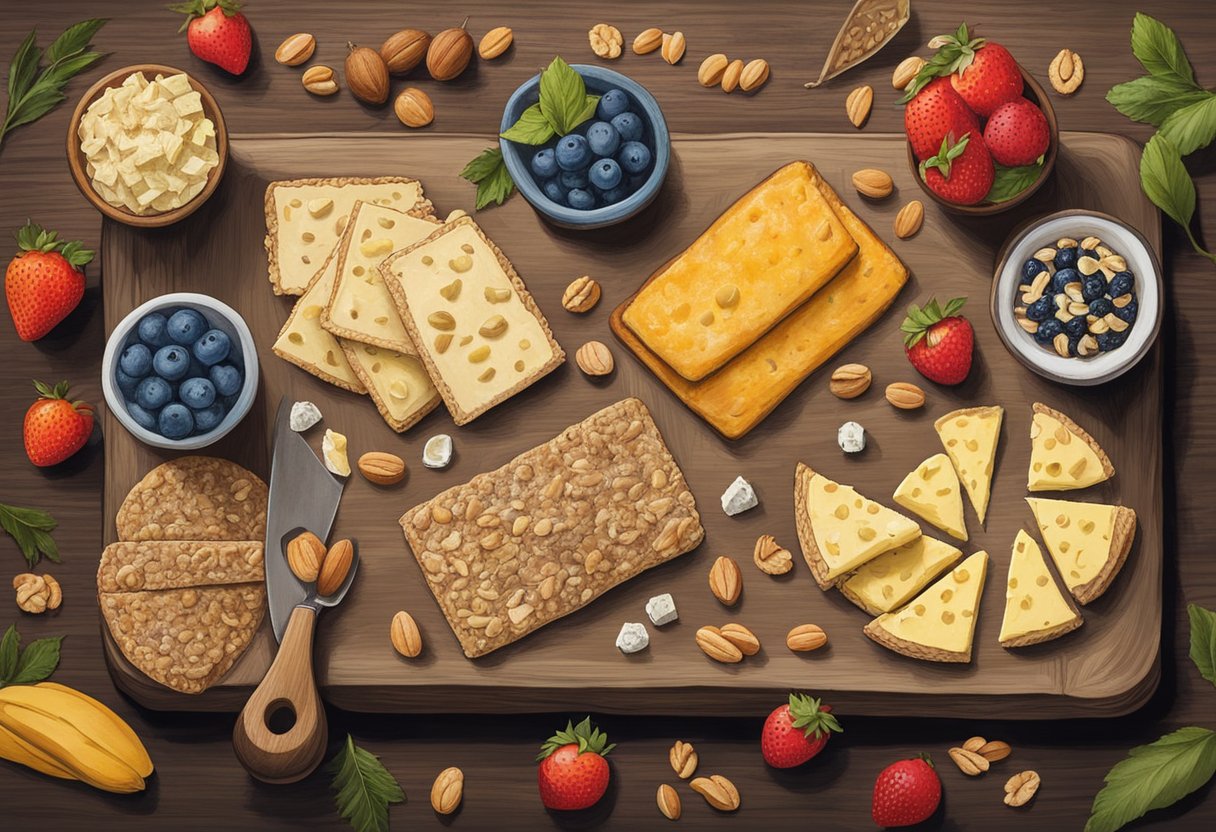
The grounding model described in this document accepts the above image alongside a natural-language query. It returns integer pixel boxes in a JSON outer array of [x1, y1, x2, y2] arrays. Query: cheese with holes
[[893, 453, 968, 541], [1027, 408, 1112, 491], [935, 406, 1003, 524], [999, 530, 1081, 646], [622, 161, 858, 381], [1026, 497, 1135, 602], [840, 535, 963, 615], [341, 340, 439, 433], [802, 471, 921, 581]]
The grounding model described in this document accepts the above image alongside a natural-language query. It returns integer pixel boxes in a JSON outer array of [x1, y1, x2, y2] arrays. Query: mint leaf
[[473, 160, 514, 210], [1158, 95, 1216, 156], [500, 103, 555, 145], [1140, 133, 1215, 263], [460, 146, 506, 183], [45, 18, 107, 65], [1188, 603, 1216, 687], [1106, 76, 1212, 127], [1085, 727, 1216, 832], [0, 502, 59, 568], [6, 32, 40, 109], [986, 160, 1043, 204], [0, 625, 18, 685], [538, 56, 588, 135], [10, 635, 62, 685], [329, 735, 405, 832], [1130, 13, 1197, 86]]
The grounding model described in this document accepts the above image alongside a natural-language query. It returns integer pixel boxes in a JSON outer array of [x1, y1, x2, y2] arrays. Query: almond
[[886, 381, 926, 410], [301, 65, 339, 96], [381, 28, 431, 74], [669, 740, 698, 779], [696, 625, 743, 663], [978, 740, 1012, 762], [721, 59, 744, 93], [657, 783, 681, 820], [949, 746, 990, 776], [632, 27, 664, 55], [846, 85, 873, 127], [478, 26, 513, 60], [286, 530, 325, 582], [661, 31, 686, 65], [345, 43, 390, 105], [708, 556, 742, 605], [698, 53, 729, 87], [753, 534, 793, 575], [894, 200, 924, 238], [275, 33, 316, 66], [427, 23, 474, 81], [393, 88, 434, 128], [317, 538, 354, 596], [562, 275, 601, 312], [690, 774, 740, 811], [718, 622, 760, 655], [892, 55, 925, 89], [852, 168, 894, 199], [358, 451, 407, 485], [829, 363, 872, 398], [431, 766, 464, 814], [740, 59, 770, 92], [1004, 770, 1041, 807], [962, 736, 988, 753], [391, 610, 423, 657], [575, 341, 614, 376], [1049, 49, 1083, 95], [786, 623, 828, 652]]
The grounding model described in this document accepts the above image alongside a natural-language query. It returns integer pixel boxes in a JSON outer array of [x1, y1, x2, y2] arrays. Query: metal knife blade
[[264, 398, 345, 642]]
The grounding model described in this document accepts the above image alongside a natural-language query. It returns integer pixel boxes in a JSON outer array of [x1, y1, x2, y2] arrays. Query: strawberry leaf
[[537, 716, 615, 761], [901, 297, 968, 348], [787, 694, 843, 739]]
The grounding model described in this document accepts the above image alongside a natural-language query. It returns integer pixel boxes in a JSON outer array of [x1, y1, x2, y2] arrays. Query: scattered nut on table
[[708, 555, 743, 605], [286, 531, 325, 582], [1004, 770, 1041, 807], [562, 275, 601, 312], [301, 65, 339, 96], [740, 59, 770, 92], [391, 610, 423, 658], [718, 622, 760, 655], [661, 31, 687, 65], [892, 55, 925, 89], [575, 341, 614, 376], [13, 573, 61, 614], [690, 774, 741, 811], [633, 27, 664, 55], [886, 381, 926, 409], [478, 26, 513, 60], [695, 625, 744, 663], [656, 783, 682, 820], [1048, 48, 1083, 95], [721, 59, 744, 93], [894, 200, 924, 239], [753, 534, 793, 575], [669, 740, 698, 778], [589, 23, 623, 58], [830, 363, 872, 398], [699, 54, 729, 87], [846, 85, 873, 127], [393, 88, 434, 128], [275, 33, 316, 66], [852, 169, 894, 200], [949, 745, 990, 776], [786, 623, 828, 652], [430, 766, 464, 814]]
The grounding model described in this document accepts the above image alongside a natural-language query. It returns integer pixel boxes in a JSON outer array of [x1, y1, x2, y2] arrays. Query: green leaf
[[1158, 95, 1216, 156], [10, 635, 62, 685], [7, 32, 40, 113], [45, 19, 107, 65], [1188, 603, 1216, 687], [500, 103, 555, 145], [329, 735, 405, 832], [459, 146, 506, 184], [570, 94, 600, 132], [1139, 134, 1215, 263], [986, 160, 1045, 204], [0, 625, 19, 685], [42, 51, 104, 88], [1106, 76, 1212, 127], [0, 503, 59, 568], [474, 161, 515, 210], [1130, 13, 1196, 86], [1085, 727, 1216, 832], [538, 56, 587, 135]]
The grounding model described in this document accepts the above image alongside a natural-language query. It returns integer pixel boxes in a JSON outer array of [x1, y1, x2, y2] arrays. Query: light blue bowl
[[499, 64, 670, 230]]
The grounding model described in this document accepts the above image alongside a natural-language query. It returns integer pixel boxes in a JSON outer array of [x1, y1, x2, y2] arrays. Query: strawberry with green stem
[[919, 133, 995, 206], [23, 380, 94, 467], [901, 297, 975, 386], [760, 693, 843, 769], [169, 0, 252, 75], [536, 717, 614, 811], [4, 221, 91, 342], [872, 753, 943, 827], [903, 23, 1023, 117]]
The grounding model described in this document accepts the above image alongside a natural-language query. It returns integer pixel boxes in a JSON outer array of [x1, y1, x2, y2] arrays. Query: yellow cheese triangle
[[840, 534, 964, 615], [863, 550, 988, 663], [934, 406, 1003, 524], [999, 530, 1082, 647], [1027, 403, 1114, 491], [1026, 497, 1137, 605], [794, 463, 922, 589], [893, 453, 968, 541]]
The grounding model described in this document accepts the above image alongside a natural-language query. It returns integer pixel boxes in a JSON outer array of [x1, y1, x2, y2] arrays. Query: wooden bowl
[[905, 64, 1057, 216], [67, 64, 228, 228]]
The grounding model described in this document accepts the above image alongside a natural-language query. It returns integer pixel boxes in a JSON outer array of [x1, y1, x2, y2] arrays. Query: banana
[[0, 721, 77, 781], [0, 701, 146, 793]]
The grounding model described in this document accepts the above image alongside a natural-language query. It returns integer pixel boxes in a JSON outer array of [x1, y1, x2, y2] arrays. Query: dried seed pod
[[478, 26, 513, 60], [345, 43, 390, 105], [393, 87, 434, 128], [428, 21, 474, 81]]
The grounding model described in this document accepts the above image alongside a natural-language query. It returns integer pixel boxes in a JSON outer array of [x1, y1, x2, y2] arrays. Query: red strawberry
[[904, 24, 1023, 118], [872, 754, 942, 827], [24, 381, 94, 467], [5, 222, 91, 342], [760, 694, 842, 769], [984, 98, 1050, 166], [900, 297, 974, 385], [536, 717, 614, 811], [903, 78, 980, 161], [919, 133, 994, 206], [170, 0, 252, 75]]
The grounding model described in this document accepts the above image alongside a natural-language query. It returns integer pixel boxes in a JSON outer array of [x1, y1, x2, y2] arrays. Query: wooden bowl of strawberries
[[902, 25, 1058, 216]]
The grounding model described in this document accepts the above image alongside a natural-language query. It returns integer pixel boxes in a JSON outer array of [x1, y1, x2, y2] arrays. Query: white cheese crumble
[[289, 401, 322, 432], [422, 434, 453, 468], [645, 593, 678, 626], [615, 622, 649, 654], [720, 476, 758, 516], [838, 421, 866, 453]]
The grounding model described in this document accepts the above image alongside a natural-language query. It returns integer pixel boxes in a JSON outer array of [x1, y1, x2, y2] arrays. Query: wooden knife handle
[[232, 605, 327, 783]]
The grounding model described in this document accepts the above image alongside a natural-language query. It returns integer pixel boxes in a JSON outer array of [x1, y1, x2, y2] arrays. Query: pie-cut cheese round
[[999, 530, 1082, 647], [934, 406, 1003, 525], [1027, 402, 1114, 491], [893, 453, 968, 541], [1026, 497, 1137, 604], [839, 534, 963, 616]]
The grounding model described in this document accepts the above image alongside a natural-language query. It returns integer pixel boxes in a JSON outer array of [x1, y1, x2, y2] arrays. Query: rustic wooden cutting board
[[100, 132, 1161, 717]]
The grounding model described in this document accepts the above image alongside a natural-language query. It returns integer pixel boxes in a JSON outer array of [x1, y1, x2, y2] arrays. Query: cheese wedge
[[999, 530, 1082, 647], [272, 235, 366, 394], [863, 550, 989, 663], [264, 176, 431, 295], [1027, 403, 1114, 491], [1026, 497, 1137, 605], [935, 406, 1003, 524], [840, 535, 964, 615], [622, 161, 858, 381], [322, 201, 442, 353], [793, 463, 922, 589], [893, 453, 968, 541], [340, 340, 441, 433]]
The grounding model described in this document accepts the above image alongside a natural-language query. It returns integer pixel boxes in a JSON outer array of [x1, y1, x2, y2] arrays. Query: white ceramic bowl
[[102, 292, 258, 449], [990, 211, 1163, 386]]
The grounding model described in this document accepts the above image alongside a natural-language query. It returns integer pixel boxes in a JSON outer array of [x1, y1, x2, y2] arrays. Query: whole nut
[[698, 53, 729, 87], [978, 740, 1013, 762], [575, 341, 614, 377], [430, 766, 464, 814], [562, 275, 601, 313], [588, 23, 624, 59], [786, 623, 828, 652], [846, 85, 873, 127], [657, 783, 681, 820], [852, 169, 894, 199], [1004, 770, 1041, 807], [892, 55, 925, 89], [661, 31, 687, 65], [753, 534, 793, 575], [718, 622, 760, 655], [739, 59, 770, 92], [886, 381, 926, 410], [690, 774, 740, 812], [1049, 49, 1083, 95], [632, 28, 664, 55], [317, 538, 354, 596], [358, 451, 407, 485], [394, 87, 434, 128], [669, 740, 698, 779], [345, 43, 390, 104], [12, 573, 49, 614], [829, 363, 872, 398], [962, 736, 988, 753], [301, 65, 339, 96], [696, 625, 744, 663], [286, 530, 325, 582], [894, 200, 924, 239], [380, 29, 432, 74], [478, 26, 513, 60], [275, 33, 316, 66], [949, 746, 991, 776], [721, 59, 744, 93], [428, 22, 474, 81], [708, 556, 742, 605], [391, 610, 423, 657]]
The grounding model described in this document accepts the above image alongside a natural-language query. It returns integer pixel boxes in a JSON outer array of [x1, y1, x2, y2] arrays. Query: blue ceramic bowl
[[499, 65, 670, 230]]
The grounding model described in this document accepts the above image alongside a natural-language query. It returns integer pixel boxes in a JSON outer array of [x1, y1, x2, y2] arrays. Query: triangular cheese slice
[[1026, 497, 1137, 604], [935, 406, 1003, 525], [893, 453, 968, 541], [794, 463, 921, 590], [840, 535, 964, 615], [1027, 403, 1114, 491], [863, 551, 988, 663], [999, 530, 1082, 647]]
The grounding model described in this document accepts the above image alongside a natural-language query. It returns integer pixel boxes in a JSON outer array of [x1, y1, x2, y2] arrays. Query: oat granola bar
[[115, 457, 267, 541], [98, 539, 264, 593]]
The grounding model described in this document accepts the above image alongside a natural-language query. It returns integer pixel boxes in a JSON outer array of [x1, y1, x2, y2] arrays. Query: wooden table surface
[[1, 1, 1213, 829]]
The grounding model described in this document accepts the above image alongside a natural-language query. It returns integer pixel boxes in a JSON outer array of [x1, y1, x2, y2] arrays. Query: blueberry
[[1026, 296, 1054, 322], [542, 178, 567, 205], [125, 402, 158, 431], [137, 313, 172, 348], [567, 188, 596, 210], [158, 403, 194, 440], [1067, 336, 1082, 356], [559, 169, 589, 190], [193, 329, 230, 366], [191, 403, 226, 433], [152, 345, 191, 381], [618, 141, 652, 175], [1064, 316, 1087, 340], [1078, 248, 1099, 263], [116, 369, 141, 398], [209, 363, 243, 397], [531, 148, 558, 179], [179, 377, 216, 409], [1113, 297, 1138, 323], [597, 185, 628, 205], [166, 308, 208, 346], [1088, 297, 1113, 318], [1051, 267, 1079, 294], [1082, 275, 1106, 302], [1109, 271, 1135, 298], [1021, 258, 1047, 282], [555, 134, 591, 171], [1097, 330, 1128, 351], [119, 342, 153, 378], [1054, 246, 1080, 271], [610, 112, 643, 143], [596, 89, 630, 121], [588, 158, 622, 190], [135, 376, 173, 411], [1035, 318, 1064, 345], [585, 121, 621, 157]]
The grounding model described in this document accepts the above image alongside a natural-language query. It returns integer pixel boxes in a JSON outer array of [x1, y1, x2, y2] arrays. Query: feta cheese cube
[[645, 593, 678, 626], [290, 401, 323, 432], [172, 91, 203, 117], [720, 476, 758, 516], [837, 421, 866, 454], [423, 434, 453, 469], [615, 622, 649, 654]]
